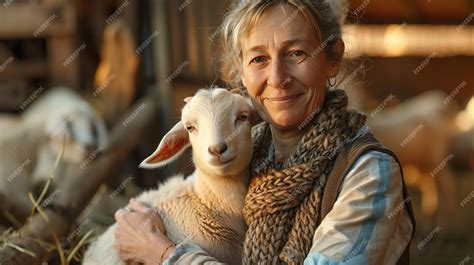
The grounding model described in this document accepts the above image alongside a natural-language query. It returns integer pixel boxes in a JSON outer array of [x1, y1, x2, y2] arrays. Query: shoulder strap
[[319, 133, 416, 265]]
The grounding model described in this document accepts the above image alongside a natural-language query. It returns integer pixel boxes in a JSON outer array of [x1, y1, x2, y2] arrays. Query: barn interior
[[0, 0, 473, 264]]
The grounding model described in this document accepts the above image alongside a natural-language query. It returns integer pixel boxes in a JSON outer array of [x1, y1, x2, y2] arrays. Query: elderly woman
[[114, 0, 415, 264]]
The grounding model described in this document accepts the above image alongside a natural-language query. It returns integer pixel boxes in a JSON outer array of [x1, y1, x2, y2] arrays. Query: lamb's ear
[[45, 111, 70, 139], [93, 113, 108, 149], [139, 121, 190, 169], [245, 96, 263, 126]]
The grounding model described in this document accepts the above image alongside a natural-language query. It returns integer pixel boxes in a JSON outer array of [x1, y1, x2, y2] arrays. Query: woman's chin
[[269, 113, 302, 130]]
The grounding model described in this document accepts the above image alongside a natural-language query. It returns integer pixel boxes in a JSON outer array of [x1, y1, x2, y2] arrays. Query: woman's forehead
[[241, 4, 318, 52]]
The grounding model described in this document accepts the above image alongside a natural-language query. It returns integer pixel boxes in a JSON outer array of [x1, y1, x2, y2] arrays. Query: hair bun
[[323, 0, 350, 25]]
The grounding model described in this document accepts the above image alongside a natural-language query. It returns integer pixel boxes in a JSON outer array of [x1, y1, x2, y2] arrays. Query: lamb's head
[[43, 102, 108, 163], [31, 102, 108, 185], [140, 88, 254, 178]]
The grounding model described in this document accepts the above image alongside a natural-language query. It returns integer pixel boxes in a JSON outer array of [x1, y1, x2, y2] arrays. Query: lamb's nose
[[208, 143, 228, 156]]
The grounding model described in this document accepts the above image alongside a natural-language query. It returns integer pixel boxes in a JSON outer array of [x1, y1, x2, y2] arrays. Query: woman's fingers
[[114, 211, 150, 263], [114, 208, 127, 222], [128, 198, 152, 213], [113, 206, 174, 264], [115, 203, 166, 235], [126, 199, 167, 233], [114, 209, 170, 264]]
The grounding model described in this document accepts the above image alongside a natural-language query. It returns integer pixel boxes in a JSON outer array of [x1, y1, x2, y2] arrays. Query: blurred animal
[[452, 97, 474, 170], [83, 88, 253, 265], [93, 20, 139, 127], [0, 87, 107, 225], [368, 91, 457, 221], [454, 96, 474, 133]]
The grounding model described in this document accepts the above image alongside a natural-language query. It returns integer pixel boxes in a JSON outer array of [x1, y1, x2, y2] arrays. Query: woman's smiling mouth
[[264, 93, 305, 106]]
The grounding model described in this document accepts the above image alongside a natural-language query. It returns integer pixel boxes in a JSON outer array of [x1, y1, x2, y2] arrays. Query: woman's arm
[[304, 151, 413, 265], [114, 199, 226, 264]]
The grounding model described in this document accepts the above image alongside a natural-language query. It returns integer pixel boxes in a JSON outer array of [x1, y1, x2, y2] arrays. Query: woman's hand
[[114, 199, 176, 264]]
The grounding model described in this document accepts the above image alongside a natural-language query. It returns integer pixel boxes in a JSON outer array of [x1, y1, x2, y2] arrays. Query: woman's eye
[[289, 50, 306, 58], [250, 56, 266, 65], [185, 124, 194, 132], [237, 114, 248, 121]]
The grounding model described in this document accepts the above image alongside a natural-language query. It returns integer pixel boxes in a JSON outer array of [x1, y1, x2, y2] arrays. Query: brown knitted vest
[[242, 89, 367, 264]]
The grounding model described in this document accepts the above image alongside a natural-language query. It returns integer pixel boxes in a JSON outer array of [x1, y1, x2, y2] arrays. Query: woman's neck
[[269, 125, 303, 163]]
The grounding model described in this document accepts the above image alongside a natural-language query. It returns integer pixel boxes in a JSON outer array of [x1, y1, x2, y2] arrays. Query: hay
[[1, 136, 67, 264], [66, 229, 93, 264], [0, 228, 35, 257], [30, 135, 66, 217]]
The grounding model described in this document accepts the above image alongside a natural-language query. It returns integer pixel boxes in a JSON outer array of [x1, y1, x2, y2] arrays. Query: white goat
[[368, 90, 457, 220], [0, 88, 108, 224], [83, 88, 253, 265], [22, 88, 108, 184]]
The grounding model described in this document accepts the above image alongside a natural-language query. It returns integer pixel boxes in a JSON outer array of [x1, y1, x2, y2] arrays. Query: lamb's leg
[[435, 168, 458, 231], [83, 224, 125, 265]]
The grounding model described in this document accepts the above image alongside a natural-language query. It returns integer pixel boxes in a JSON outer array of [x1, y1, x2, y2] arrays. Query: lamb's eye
[[237, 114, 248, 122], [185, 124, 194, 132]]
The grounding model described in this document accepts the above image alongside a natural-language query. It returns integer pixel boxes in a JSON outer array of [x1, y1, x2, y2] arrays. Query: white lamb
[[22, 88, 108, 185], [0, 88, 108, 224], [83, 88, 253, 265]]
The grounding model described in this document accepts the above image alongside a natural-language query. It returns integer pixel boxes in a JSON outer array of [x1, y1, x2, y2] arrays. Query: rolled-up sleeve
[[163, 242, 226, 265], [304, 151, 413, 265]]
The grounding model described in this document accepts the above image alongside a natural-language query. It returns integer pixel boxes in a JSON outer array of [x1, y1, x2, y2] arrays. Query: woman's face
[[241, 4, 342, 130]]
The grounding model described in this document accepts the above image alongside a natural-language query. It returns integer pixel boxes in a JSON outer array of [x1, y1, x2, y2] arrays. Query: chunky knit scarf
[[242, 89, 367, 265]]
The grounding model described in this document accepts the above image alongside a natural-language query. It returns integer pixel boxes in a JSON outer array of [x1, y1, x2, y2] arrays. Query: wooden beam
[[343, 24, 474, 57], [0, 60, 47, 81], [0, 3, 75, 39]]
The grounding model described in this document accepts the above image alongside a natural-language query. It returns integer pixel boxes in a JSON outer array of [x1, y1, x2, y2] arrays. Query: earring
[[328, 77, 337, 87]]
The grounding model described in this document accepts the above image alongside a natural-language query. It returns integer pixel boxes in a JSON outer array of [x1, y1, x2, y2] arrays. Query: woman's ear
[[328, 39, 345, 78]]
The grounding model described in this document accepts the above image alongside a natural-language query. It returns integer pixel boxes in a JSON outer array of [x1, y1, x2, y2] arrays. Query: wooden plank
[[0, 59, 47, 81], [47, 36, 80, 89], [152, 0, 173, 112], [343, 25, 474, 57], [364, 56, 474, 106], [184, 1, 200, 78], [203, 0, 213, 79], [0, 81, 29, 111], [415, 0, 472, 20], [0, 3, 75, 39], [168, 0, 185, 72]]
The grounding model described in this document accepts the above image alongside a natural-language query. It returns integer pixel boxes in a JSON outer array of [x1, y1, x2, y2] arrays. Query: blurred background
[[0, 0, 472, 264]]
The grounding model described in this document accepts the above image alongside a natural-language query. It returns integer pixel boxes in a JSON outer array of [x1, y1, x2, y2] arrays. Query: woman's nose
[[267, 59, 288, 89]]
